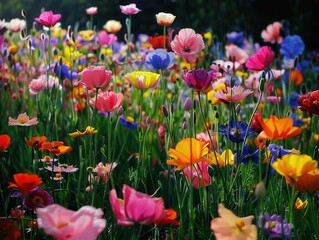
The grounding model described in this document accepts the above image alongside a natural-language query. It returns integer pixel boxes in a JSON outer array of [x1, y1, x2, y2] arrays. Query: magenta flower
[[35, 11, 61, 28], [98, 31, 118, 47], [214, 85, 253, 103], [23, 187, 53, 210], [261, 22, 283, 44], [170, 28, 205, 63], [36, 204, 106, 240], [182, 68, 221, 92], [8, 113, 39, 126], [184, 161, 212, 188], [109, 185, 166, 226], [78, 66, 112, 90], [120, 3, 141, 15], [246, 46, 273, 71], [90, 91, 124, 113]]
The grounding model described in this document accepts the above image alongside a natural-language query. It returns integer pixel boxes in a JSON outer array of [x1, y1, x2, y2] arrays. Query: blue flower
[[54, 63, 77, 80], [289, 113, 305, 127], [287, 92, 300, 108], [268, 144, 295, 175], [119, 116, 139, 130], [226, 31, 245, 47], [146, 48, 175, 70], [234, 145, 259, 165], [280, 35, 305, 59], [219, 121, 253, 143]]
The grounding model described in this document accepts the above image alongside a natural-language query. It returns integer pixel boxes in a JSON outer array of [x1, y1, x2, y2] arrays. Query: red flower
[[0, 134, 11, 152], [78, 65, 112, 90], [34, 11, 61, 28], [39, 141, 72, 155], [297, 90, 319, 115], [149, 35, 170, 49], [89, 90, 124, 113], [26, 136, 47, 148], [8, 173, 42, 196], [155, 209, 180, 226]]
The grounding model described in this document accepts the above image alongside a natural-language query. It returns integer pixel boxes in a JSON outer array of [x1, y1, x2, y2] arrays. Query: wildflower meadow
[[1, 3, 319, 240]]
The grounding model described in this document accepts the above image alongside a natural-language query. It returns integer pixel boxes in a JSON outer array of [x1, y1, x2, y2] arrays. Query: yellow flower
[[69, 126, 97, 137], [207, 149, 234, 166], [272, 154, 318, 185], [207, 83, 227, 105], [295, 168, 319, 192], [167, 138, 209, 170], [203, 31, 212, 46], [294, 197, 308, 210], [124, 71, 160, 90]]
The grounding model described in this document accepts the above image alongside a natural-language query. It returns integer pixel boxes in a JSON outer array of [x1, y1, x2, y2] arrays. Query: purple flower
[[182, 68, 221, 92], [119, 116, 139, 130], [219, 121, 253, 143], [23, 187, 54, 210], [258, 213, 293, 239], [145, 48, 175, 70], [226, 31, 245, 47]]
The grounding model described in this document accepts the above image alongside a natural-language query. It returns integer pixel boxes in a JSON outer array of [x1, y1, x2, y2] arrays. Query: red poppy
[[8, 173, 42, 196], [39, 141, 72, 155], [0, 134, 11, 152], [149, 35, 170, 49], [298, 90, 319, 115], [26, 136, 47, 148]]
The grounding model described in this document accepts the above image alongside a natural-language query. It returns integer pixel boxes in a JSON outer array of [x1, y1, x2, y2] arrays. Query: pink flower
[[93, 162, 118, 182], [225, 44, 249, 64], [109, 185, 166, 226], [261, 21, 283, 44], [184, 161, 212, 188], [89, 91, 124, 113], [170, 28, 205, 63], [214, 85, 253, 103], [35, 11, 61, 28], [245, 46, 273, 71], [120, 3, 141, 15], [98, 31, 118, 47], [8, 113, 39, 126], [182, 68, 221, 92], [36, 204, 106, 240], [4, 18, 26, 32], [78, 66, 112, 90], [29, 78, 46, 95], [86, 7, 98, 15], [211, 60, 241, 73], [267, 96, 281, 104]]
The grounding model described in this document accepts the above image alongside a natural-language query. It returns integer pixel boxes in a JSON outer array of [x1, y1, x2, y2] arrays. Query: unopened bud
[[183, 97, 191, 111], [162, 105, 169, 117], [182, 121, 188, 129], [255, 181, 266, 198], [146, 116, 151, 125], [117, 106, 124, 116]]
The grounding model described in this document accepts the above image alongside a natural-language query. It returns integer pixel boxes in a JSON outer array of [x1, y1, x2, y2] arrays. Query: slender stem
[[163, 26, 167, 49]]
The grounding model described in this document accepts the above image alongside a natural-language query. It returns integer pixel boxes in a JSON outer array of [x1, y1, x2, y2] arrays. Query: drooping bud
[[255, 181, 266, 198]]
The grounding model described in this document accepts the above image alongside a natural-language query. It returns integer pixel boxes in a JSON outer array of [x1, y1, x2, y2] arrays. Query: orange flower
[[257, 115, 302, 140], [0, 134, 11, 152], [40, 141, 72, 155], [25, 136, 47, 148], [167, 138, 209, 170], [295, 168, 319, 192], [69, 126, 97, 137], [155, 209, 180, 226], [289, 69, 303, 86], [8, 173, 42, 196]]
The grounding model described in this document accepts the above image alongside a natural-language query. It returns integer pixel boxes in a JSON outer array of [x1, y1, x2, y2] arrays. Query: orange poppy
[[155, 209, 180, 226], [39, 141, 72, 155], [0, 134, 11, 152], [289, 69, 303, 86], [257, 115, 302, 140], [8, 173, 42, 196], [25, 136, 47, 148], [295, 168, 319, 192]]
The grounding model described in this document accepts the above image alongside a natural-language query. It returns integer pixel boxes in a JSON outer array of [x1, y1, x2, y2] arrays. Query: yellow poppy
[[207, 149, 235, 166]]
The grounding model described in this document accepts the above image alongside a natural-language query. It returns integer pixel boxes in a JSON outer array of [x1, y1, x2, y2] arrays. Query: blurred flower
[[29, 77, 46, 95], [119, 116, 139, 130], [23, 187, 54, 210], [155, 209, 180, 226], [295, 168, 319, 192], [69, 126, 97, 137], [8, 173, 42, 196], [167, 138, 209, 170], [146, 48, 175, 70], [225, 44, 249, 64], [258, 213, 293, 239], [125, 71, 160, 89], [214, 85, 253, 103], [155, 12, 176, 26], [208, 149, 235, 166], [93, 162, 118, 182], [288, 69, 303, 86], [0, 218, 21, 240], [35, 11, 61, 28], [103, 20, 122, 33], [90, 90, 124, 113], [45, 164, 79, 173], [298, 90, 319, 115], [280, 35, 305, 59], [110, 184, 166, 226], [257, 115, 302, 140], [10, 207, 25, 219], [255, 181, 266, 198], [207, 83, 227, 104], [170, 28, 205, 63], [211, 204, 257, 240], [150, 35, 170, 49], [120, 3, 141, 15], [25, 136, 47, 148], [246, 46, 273, 71], [36, 204, 106, 240], [4, 18, 26, 32], [98, 31, 118, 47], [234, 145, 259, 165], [78, 65, 112, 90], [294, 197, 308, 210], [40, 155, 57, 164], [40, 141, 72, 155], [182, 68, 221, 92], [288, 92, 300, 108], [211, 59, 241, 73], [226, 31, 245, 47], [8, 113, 39, 126], [86, 7, 97, 15], [272, 153, 317, 184], [183, 161, 212, 188], [219, 121, 252, 143], [282, 58, 295, 69], [251, 111, 263, 132], [261, 21, 283, 44], [0, 134, 11, 152]]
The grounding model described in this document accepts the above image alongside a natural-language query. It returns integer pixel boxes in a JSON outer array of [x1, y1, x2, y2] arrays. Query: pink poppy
[[261, 21, 283, 44], [225, 44, 249, 64], [36, 204, 106, 240], [98, 31, 118, 47], [109, 185, 166, 226], [78, 66, 112, 90], [170, 28, 205, 63], [119, 3, 141, 15], [246, 46, 273, 71], [89, 90, 124, 113], [86, 7, 98, 15], [35, 11, 61, 28], [29, 78, 46, 95], [184, 161, 212, 188], [214, 85, 253, 103], [8, 113, 39, 126]]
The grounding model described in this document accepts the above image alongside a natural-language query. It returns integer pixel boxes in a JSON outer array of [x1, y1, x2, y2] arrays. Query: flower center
[[18, 117, 28, 124], [235, 218, 245, 231], [56, 222, 69, 229], [183, 46, 190, 52], [43, 156, 51, 162], [230, 127, 243, 138], [32, 196, 44, 206]]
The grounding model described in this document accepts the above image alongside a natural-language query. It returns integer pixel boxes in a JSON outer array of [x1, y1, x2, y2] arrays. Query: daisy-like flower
[[8, 113, 39, 126], [69, 126, 97, 137], [214, 85, 253, 103], [45, 164, 79, 173]]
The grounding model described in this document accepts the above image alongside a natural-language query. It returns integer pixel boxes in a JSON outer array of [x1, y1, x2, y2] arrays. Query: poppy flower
[[69, 126, 97, 137], [155, 12, 176, 26], [8, 112, 39, 126], [245, 46, 273, 71], [124, 71, 160, 89], [257, 115, 302, 140], [145, 48, 175, 70], [0, 134, 11, 152], [119, 3, 141, 15], [23, 187, 54, 210], [170, 28, 205, 63], [167, 138, 209, 170], [295, 168, 319, 192], [89, 90, 124, 113], [78, 65, 112, 90], [34, 11, 61, 28], [297, 90, 319, 115], [149, 35, 170, 49], [183, 161, 212, 188], [182, 68, 221, 92], [261, 21, 283, 44], [25, 136, 47, 148], [214, 85, 253, 103], [207, 149, 235, 166], [8, 173, 42, 196], [39, 141, 72, 155], [155, 209, 180, 226]]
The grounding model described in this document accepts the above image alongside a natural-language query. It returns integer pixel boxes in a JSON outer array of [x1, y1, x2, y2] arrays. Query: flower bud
[[255, 181, 266, 198], [183, 97, 191, 111]]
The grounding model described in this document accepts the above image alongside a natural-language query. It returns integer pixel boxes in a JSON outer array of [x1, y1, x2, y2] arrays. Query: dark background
[[1, 0, 319, 50]]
